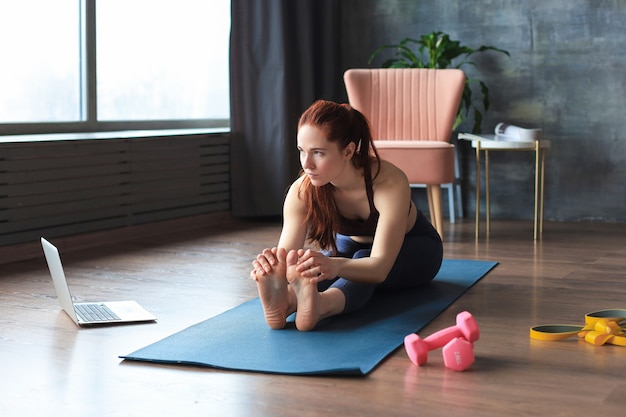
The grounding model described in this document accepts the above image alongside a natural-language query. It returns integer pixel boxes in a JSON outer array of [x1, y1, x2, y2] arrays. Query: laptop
[[41, 237, 156, 326]]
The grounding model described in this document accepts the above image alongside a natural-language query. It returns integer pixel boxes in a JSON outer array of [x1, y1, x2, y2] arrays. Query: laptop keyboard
[[75, 303, 121, 322]]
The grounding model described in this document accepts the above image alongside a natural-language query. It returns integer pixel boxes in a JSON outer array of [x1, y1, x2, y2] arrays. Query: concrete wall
[[338, 0, 625, 222]]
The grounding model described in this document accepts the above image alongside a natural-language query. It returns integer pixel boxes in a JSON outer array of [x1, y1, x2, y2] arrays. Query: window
[[0, 1, 81, 123], [0, 0, 230, 134]]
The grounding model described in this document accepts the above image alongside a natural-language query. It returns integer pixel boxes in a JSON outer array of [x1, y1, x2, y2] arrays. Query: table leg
[[486, 150, 490, 236], [539, 149, 546, 237], [534, 141, 540, 240], [475, 144, 481, 240]]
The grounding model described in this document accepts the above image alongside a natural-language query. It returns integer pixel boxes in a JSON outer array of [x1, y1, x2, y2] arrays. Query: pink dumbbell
[[441, 337, 475, 371], [404, 311, 479, 371]]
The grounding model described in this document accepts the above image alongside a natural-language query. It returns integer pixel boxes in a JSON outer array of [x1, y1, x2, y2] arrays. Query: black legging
[[319, 211, 443, 313]]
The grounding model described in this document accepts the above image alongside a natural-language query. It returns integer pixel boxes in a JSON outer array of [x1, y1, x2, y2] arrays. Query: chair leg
[[427, 185, 444, 239], [447, 184, 455, 223], [427, 187, 436, 226], [453, 142, 464, 219], [455, 180, 463, 219]]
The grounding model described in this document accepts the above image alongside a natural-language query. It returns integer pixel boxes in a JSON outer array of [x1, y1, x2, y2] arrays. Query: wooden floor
[[1, 214, 625, 417]]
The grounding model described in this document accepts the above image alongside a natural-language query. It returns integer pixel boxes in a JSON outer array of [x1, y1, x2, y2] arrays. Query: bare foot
[[286, 250, 321, 331], [255, 248, 292, 329]]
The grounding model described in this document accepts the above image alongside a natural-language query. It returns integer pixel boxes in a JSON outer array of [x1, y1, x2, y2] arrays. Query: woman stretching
[[251, 100, 443, 331]]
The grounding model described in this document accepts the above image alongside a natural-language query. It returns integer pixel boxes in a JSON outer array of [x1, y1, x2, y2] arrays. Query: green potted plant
[[369, 31, 509, 134]]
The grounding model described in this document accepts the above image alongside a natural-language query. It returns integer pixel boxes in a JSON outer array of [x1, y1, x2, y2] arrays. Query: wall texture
[[338, 0, 625, 222]]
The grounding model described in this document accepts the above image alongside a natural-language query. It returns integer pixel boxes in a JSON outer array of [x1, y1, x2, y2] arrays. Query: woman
[[251, 100, 443, 331]]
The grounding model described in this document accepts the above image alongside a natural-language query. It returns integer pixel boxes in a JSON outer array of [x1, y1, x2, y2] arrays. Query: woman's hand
[[295, 249, 338, 284], [250, 247, 279, 280]]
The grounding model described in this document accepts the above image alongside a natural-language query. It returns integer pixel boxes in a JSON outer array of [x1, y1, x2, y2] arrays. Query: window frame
[[0, 0, 229, 136]]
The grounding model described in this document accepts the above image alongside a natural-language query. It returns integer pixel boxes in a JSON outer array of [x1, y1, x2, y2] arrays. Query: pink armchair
[[344, 68, 465, 238]]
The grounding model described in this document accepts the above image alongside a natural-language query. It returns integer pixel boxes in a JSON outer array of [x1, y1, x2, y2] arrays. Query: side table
[[458, 133, 551, 240]]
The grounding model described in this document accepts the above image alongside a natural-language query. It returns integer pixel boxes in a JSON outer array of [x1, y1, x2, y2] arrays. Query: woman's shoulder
[[373, 159, 409, 184], [285, 175, 307, 202], [289, 174, 306, 192]]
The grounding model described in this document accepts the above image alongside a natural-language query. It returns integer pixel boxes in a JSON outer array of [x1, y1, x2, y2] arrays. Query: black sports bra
[[336, 176, 379, 237]]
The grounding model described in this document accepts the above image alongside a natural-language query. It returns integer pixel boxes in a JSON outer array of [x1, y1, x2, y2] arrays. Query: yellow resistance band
[[530, 309, 626, 346]]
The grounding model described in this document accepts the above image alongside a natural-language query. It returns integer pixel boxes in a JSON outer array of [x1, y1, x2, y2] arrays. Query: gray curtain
[[229, 0, 340, 217]]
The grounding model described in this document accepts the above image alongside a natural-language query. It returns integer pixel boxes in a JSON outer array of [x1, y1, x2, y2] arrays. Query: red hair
[[296, 100, 380, 253]]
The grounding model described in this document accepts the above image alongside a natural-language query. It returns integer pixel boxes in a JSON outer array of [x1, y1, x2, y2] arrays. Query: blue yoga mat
[[121, 259, 497, 376]]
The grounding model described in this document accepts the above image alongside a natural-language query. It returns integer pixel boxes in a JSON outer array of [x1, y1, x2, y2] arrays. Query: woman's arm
[[277, 178, 309, 250], [251, 178, 308, 277]]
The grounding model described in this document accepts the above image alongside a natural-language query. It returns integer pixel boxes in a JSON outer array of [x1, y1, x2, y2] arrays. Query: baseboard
[[0, 211, 235, 265]]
